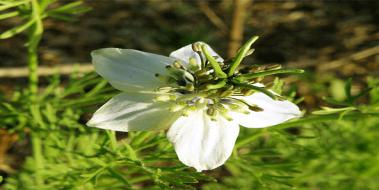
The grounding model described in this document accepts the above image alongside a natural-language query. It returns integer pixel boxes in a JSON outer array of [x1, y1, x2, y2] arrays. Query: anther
[[206, 107, 218, 121], [169, 104, 185, 112], [154, 95, 176, 102], [220, 90, 234, 97], [241, 89, 254, 96], [248, 105, 264, 112], [173, 60, 185, 69], [156, 87, 174, 93], [264, 64, 282, 70], [195, 69, 208, 77], [192, 42, 203, 52], [183, 71, 195, 82], [217, 104, 233, 121]]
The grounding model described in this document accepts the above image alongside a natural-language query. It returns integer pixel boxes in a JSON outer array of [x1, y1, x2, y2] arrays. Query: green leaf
[[312, 106, 357, 115], [0, 11, 19, 20], [0, 0, 29, 11], [0, 18, 35, 39]]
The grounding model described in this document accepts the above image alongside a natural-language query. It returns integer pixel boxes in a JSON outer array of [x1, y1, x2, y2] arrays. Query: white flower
[[87, 42, 301, 172]]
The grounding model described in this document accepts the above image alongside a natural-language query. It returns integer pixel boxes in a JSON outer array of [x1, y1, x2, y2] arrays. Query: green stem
[[107, 130, 117, 150], [28, 45, 39, 101], [235, 68, 304, 81], [29, 0, 44, 187], [31, 133, 44, 186]]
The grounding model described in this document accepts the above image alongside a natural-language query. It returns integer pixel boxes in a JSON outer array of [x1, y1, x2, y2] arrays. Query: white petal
[[87, 92, 180, 132], [167, 110, 239, 172], [230, 93, 301, 128], [92, 48, 175, 92], [169, 43, 223, 67]]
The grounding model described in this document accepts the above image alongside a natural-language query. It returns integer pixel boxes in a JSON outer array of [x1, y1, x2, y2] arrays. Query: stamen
[[241, 89, 254, 96], [183, 71, 195, 83], [173, 60, 185, 69], [182, 105, 197, 116], [169, 103, 186, 112], [221, 98, 250, 114], [248, 105, 264, 112], [220, 90, 234, 97], [215, 104, 233, 121], [206, 107, 218, 121], [154, 94, 176, 102], [156, 87, 175, 93]]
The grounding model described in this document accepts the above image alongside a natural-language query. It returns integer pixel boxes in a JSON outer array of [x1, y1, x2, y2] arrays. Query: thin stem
[[107, 130, 117, 150], [28, 0, 43, 102], [29, 0, 45, 187], [31, 133, 44, 186], [28, 46, 39, 101]]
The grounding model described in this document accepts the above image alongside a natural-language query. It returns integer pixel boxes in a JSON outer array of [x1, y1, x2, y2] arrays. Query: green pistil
[[205, 79, 227, 90], [227, 36, 259, 77], [201, 45, 227, 78], [158, 38, 305, 120]]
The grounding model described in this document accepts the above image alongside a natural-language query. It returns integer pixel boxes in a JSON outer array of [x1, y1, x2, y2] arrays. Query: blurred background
[[0, 1, 379, 189], [1, 1, 378, 106]]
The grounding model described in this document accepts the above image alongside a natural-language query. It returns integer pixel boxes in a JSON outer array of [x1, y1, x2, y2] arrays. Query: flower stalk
[[28, 0, 45, 187]]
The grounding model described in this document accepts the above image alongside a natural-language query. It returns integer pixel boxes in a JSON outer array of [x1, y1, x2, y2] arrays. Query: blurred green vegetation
[[0, 1, 378, 190]]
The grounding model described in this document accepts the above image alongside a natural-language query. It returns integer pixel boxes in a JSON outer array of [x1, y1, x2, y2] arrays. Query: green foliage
[[0, 0, 90, 39], [1, 1, 379, 189], [202, 77, 379, 190], [2, 73, 218, 189]]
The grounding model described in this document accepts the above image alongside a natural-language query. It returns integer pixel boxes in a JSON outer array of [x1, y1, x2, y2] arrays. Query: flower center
[[153, 57, 260, 121], [152, 41, 304, 121]]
